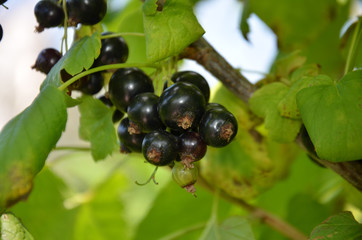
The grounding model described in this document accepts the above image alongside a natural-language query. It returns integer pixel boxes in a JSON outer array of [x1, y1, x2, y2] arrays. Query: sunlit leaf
[[143, 0, 205, 61], [41, 33, 101, 89], [297, 70, 362, 161], [0, 86, 67, 210], [0, 212, 34, 240], [142, 0, 158, 16]]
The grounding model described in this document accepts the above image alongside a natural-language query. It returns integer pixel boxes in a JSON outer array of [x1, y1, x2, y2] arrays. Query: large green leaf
[[200, 216, 255, 240], [297, 70, 362, 162], [278, 74, 333, 119], [249, 82, 302, 142], [310, 211, 362, 240], [73, 173, 129, 240], [0, 86, 67, 210], [78, 96, 118, 161], [0, 212, 34, 240], [41, 33, 101, 89], [143, 0, 205, 61], [10, 169, 78, 240]]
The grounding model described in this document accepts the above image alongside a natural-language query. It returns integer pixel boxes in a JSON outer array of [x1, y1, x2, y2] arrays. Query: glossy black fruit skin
[[0, 24, 3, 42], [199, 108, 238, 147], [158, 82, 206, 131], [127, 93, 165, 132], [171, 71, 210, 102], [34, 1, 64, 32], [117, 118, 145, 153], [32, 48, 62, 74], [108, 68, 154, 112], [67, 0, 107, 25], [205, 102, 227, 112], [98, 95, 124, 122], [142, 131, 178, 166], [179, 131, 207, 163], [96, 32, 129, 66], [79, 72, 104, 95]]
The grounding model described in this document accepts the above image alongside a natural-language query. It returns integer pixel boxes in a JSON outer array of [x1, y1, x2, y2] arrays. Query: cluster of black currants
[[33, 0, 107, 32], [110, 69, 238, 194]]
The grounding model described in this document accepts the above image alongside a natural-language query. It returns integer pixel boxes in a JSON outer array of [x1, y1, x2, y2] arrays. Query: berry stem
[[159, 222, 207, 240], [344, 17, 362, 75], [135, 166, 159, 186], [61, 0, 69, 53], [58, 62, 160, 91], [100, 32, 145, 39], [53, 146, 91, 151]]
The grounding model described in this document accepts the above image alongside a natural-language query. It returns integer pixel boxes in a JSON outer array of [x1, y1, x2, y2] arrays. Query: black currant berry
[[142, 130, 178, 166], [171, 71, 210, 102], [96, 32, 129, 66], [34, 1, 64, 32], [67, 0, 107, 26], [0, 1, 7, 5], [172, 161, 199, 195], [158, 82, 206, 131], [0, 24, 3, 42], [179, 131, 207, 169], [32, 48, 62, 74], [127, 93, 165, 133], [99, 95, 124, 123], [108, 68, 154, 112], [78, 72, 104, 95], [205, 102, 227, 112], [199, 108, 238, 147], [117, 118, 145, 153]]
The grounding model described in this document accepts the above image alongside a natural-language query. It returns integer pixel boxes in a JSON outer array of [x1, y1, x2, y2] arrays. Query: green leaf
[[143, 0, 205, 61], [310, 211, 362, 240], [142, 0, 158, 16], [78, 96, 118, 161], [10, 169, 78, 240], [0, 86, 67, 210], [41, 32, 101, 89], [278, 74, 333, 119], [290, 63, 320, 83], [73, 173, 129, 240], [250, 82, 302, 142], [0, 213, 34, 240], [297, 70, 362, 161], [239, 0, 251, 41], [272, 51, 306, 79], [200, 216, 255, 240]]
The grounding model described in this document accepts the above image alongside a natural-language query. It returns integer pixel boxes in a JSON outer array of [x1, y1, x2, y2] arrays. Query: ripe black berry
[[127, 93, 165, 133], [32, 48, 62, 74], [172, 161, 199, 195], [34, 1, 64, 32], [108, 68, 154, 112], [117, 118, 145, 153], [142, 130, 178, 166], [0, 24, 3, 42], [96, 32, 129, 66], [78, 72, 104, 95], [179, 131, 207, 169], [67, 0, 107, 26], [205, 102, 227, 112], [99, 95, 124, 123], [158, 82, 206, 131], [171, 71, 210, 102], [199, 108, 238, 147]]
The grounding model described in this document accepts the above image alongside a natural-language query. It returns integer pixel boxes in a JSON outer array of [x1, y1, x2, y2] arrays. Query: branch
[[181, 37, 362, 192], [179, 37, 256, 103], [197, 175, 308, 240]]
